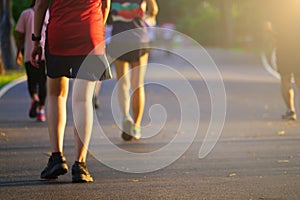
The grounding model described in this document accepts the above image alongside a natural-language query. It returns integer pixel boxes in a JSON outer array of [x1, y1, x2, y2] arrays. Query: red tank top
[[47, 0, 105, 55]]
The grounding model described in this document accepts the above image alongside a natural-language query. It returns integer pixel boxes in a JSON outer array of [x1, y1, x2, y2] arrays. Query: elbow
[[147, 6, 159, 17], [34, 0, 49, 11]]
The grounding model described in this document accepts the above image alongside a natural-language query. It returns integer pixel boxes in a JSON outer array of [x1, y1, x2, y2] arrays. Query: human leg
[[47, 77, 69, 153], [294, 74, 300, 91], [72, 79, 96, 182], [93, 81, 102, 109], [72, 79, 96, 162], [37, 61, 47, 121], [129, 53, 148, 139], [25, 62, 39, 99], [114, 60, 134, 140], [114, 60, 131, 117], [25, 62, 39, 118], [280, 73, 296, 120], [294, 73, 300, 113], [130, 53, 148, 127], [41, 76, 69, 179], [37, 61, 47, 109]]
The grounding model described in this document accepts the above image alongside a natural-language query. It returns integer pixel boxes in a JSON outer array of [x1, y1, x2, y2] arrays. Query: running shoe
[[37, 109, 46, 122], [282, 110, 297, 121], [29, 99, 39, 118], [121, 116, 133, 141], [72, 162, 94, 183], [40, 153, 68, 179], [132, 125, 141, 140]]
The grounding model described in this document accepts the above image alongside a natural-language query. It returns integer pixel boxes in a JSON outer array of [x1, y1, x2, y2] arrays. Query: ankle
[[52, 152, 63, 157], [75, 161, 85, 165]]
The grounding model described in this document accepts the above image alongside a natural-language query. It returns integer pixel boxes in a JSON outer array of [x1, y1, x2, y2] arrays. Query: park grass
[[0, 69, 25, 89]]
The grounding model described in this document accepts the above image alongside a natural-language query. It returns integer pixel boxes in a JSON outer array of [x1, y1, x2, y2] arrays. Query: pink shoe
[[37, 109, 46, 122]]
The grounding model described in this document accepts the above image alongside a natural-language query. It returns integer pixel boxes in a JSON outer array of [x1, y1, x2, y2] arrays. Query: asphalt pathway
[[0, 48, 299, 200]]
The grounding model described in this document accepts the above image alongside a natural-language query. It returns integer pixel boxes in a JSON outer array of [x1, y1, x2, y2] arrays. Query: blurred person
[[264, 0, 300, 121], [15, 0, 49, 122], [109, 0, 158, 141], [31, 0, 111, 182], [160, 22, 175, 55]]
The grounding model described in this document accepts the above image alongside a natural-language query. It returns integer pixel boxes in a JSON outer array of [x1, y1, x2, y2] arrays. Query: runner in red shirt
[[31, 0, 111, 183]]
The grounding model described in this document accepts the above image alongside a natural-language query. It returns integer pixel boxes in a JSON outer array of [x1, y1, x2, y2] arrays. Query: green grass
[[0, 69, 26, 89]]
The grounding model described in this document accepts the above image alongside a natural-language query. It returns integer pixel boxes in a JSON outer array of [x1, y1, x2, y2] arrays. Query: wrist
[[32, 33, 41, 42]]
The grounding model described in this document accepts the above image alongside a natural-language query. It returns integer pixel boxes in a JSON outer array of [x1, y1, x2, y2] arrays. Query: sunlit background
[[1, 0, 300, 71]]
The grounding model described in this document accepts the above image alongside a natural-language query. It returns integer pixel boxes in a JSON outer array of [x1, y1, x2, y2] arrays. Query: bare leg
[[294, 74, 300, 109], [114, 60, 131, 117], [72, 79, 96, 162], [94, 81, 102, 96], [93, 81, 102, 109], [281, 74, 295, 112], [47, 77, 69, 153], [130, 53, 148, 127]]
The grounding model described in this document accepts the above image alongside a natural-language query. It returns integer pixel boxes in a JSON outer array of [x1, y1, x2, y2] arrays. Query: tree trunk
[[218, 0, 234, 47], [0, 0, 4, 74], [0, 0, 18, 70], [0, 47, 5, 75]]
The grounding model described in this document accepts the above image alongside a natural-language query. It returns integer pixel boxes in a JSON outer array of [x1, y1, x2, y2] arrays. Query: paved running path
[[0, 48, 299, 199]]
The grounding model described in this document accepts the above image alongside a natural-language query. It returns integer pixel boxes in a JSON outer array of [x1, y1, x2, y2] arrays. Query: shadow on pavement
[[0, 179, 72, 187]]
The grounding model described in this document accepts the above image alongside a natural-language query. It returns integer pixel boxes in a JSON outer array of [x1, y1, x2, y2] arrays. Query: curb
[[0, 76, 26, 99]]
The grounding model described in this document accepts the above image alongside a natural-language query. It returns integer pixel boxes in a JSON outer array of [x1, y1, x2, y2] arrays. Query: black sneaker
[[29, 99, 39, 118], [72, 162, 94, 183], [40, 153, 68, 179]]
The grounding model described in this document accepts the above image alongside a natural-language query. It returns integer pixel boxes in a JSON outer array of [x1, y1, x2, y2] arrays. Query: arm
[[16, 31, 25, 66], [102, 0, 111, 24], [31, 0, 50, 67], [145, 0, 158, 17]]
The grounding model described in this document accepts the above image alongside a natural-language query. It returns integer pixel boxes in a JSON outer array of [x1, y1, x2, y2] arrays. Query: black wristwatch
[[32, 34, 41, 41]]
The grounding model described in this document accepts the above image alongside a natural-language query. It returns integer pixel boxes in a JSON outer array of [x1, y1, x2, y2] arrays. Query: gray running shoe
[[282, 110, 297, 121], [132, 125, 141, 140], [121, 116, 133, 141]]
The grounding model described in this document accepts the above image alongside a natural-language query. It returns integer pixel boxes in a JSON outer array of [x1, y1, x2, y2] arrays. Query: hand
[[31, 42, 42, 68], [16, 52, 23, 66]]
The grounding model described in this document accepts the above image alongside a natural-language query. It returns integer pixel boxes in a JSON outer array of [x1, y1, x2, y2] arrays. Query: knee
[[118, 78, 130, 91], [281, 75, 292, 89], [131, 75, 145, 90]]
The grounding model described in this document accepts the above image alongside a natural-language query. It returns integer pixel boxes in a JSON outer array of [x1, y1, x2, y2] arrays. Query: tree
[[217, 0, 234, 47], [0, 0, 4, 74], [0, 0, 18, 70]]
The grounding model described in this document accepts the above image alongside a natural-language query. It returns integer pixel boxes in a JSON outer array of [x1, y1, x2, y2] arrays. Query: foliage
[[156, 0, 266, 48], [175, 2, 219, 46], [10, 0, 267, 49], [12, 0, 31, 22], [1, 0, 18, 69], [0, 69, 25, 89], [231, 0, 264, 47]]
